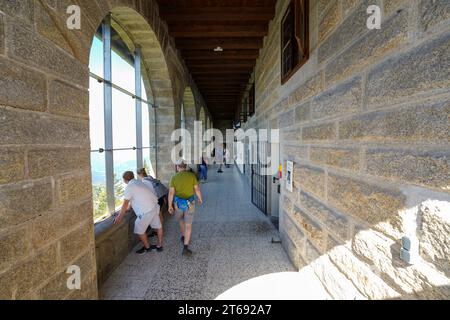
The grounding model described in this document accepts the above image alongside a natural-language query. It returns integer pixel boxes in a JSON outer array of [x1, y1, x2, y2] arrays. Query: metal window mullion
[[135, 47, 143, 170], [153, 106, 158, 177], [103, 17, 115, 214]]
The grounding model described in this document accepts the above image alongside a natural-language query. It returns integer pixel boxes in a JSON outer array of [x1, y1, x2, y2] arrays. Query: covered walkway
[[100, 166, 295, 300]]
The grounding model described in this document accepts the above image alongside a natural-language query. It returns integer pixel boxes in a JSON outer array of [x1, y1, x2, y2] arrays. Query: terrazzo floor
[[99, 165, 295, 300]]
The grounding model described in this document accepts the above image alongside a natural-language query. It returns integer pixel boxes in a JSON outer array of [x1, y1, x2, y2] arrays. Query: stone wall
[[0, 0, 209, 299], [95, 213, 137, 287], [242, 0, 450, 299]]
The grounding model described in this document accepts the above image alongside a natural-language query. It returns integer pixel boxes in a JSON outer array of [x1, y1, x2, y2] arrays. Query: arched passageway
[[100, 167, 295, 299], [1, 0, 449, 302], [0, 0, 197, 300]]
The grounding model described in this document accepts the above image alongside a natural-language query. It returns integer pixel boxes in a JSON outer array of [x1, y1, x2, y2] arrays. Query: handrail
[[89, 72, 158, 109], [90, 146, 156, 153]]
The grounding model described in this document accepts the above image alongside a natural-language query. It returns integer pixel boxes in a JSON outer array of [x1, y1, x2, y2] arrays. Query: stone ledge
[[94, 210, 134, 242]]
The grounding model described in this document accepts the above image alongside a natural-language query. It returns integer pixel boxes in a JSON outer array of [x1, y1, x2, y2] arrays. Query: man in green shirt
[[168, 160, 203, 256]]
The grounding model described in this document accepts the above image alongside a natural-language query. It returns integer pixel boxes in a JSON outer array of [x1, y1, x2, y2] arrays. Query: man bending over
[[114, 171, 163, 254]]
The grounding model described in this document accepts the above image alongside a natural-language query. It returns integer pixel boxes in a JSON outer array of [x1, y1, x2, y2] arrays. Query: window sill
[[281, 58, 309, 85], [94, 210, 134, 241]]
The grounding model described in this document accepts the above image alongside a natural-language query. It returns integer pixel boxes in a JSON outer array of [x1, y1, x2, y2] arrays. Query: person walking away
[[168, 160, 203, 256], [137, 168, 169, 224], [215, 143, 224, 173], [199, 155, 208, 182], [114, 171, 164, 254], [224, 144, 231, 168]]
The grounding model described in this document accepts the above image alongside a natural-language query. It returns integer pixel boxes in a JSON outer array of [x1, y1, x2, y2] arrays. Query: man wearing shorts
[[114, 171, 163, 254], [168, 161, 203, 256]]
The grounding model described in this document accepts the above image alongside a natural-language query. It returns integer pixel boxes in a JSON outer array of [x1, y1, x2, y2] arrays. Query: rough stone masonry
[[0, 0, 449, 300], [240, 0, 450, 299], [0, 0, 211, 299]]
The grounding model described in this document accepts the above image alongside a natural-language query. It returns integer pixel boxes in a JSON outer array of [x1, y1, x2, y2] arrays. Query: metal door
[[251, 141, 268, 215]]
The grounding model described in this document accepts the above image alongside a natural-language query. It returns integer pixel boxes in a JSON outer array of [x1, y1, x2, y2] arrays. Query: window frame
[[89, 16, 155, 223], [281, 0, 310, 85]]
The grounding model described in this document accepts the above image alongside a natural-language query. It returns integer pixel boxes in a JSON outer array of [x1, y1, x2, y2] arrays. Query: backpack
[[144, 177, 168, 199]]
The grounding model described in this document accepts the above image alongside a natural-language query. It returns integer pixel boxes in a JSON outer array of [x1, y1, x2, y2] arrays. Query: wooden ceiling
[[156, 0, 276, 121]]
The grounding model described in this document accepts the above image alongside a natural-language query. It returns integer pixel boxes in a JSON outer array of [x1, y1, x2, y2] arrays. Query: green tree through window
[[114, 174, 125, 208]]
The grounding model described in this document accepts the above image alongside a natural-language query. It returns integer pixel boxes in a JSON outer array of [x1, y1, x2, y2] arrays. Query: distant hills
[[90, 155, 137, 185]]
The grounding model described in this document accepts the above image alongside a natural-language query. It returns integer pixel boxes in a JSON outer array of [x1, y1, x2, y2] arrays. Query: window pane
[[144, 153, 156, 178], [142, 105, 151, 148], [89, 35, 103, 78], [89, 77, 104, 151], [91, 152, 108, 222], [140, 77, 148, 102], [113, 150, 136, 208], [112, 47, 135, 93], [112, 88, 136, 149]]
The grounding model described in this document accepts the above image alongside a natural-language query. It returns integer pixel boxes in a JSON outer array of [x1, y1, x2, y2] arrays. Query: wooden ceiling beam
[[206, 100, 237, 102], [196, 84, 247, 87], [198, 86, 248, 91], [181, 50, 260, 60], [197, 86, 246, 89], [200, 90, 244, 93], [198, 84, 246, 89], [156, 1, 276, 120], [204, 96, 239, 98], [197, 86, 245, 89], [190, 66, 253, 70], [203, 96, 242, 99], [199, 83, 243, 85], [193, 76, 249, 81], [191, 70, 252, 74], [176, 38, 263, 50], [160, 0, 277, 7], [160, 7, 275, 22], [186, 59, 255, 67], [169, 24, 268, 38], [194, 81, 248, 85]]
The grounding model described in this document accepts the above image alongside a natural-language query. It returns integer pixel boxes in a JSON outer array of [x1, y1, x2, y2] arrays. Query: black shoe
[[218, 170, 223, 173], [136, 246, 150, 255], [182, 246, 193, 256], [156, 246, 163, 252]]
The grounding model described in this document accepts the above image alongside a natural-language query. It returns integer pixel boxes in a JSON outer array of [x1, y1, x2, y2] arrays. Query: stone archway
[[199, 107, 207, 129], [0, 0, 202, 301], [106, 7, 176, 184], [183, 87, 197, 139], [0, 0, 181, 299], [85, 5, 178, 287]]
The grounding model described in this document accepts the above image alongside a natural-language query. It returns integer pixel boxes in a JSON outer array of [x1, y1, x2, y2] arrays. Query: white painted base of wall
[[215, 270, 333, 300]]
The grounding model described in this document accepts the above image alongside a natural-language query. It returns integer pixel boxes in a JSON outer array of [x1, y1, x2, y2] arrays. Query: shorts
[[134, 205, 161, 235], [158, 196, 165, 208], [175, 202, 195, 225]]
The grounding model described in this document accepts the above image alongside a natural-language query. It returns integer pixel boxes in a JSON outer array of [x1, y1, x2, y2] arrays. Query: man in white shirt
[[114, 171, 163, 254]]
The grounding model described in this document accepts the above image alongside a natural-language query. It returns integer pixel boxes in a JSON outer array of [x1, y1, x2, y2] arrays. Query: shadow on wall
[[280, 180, 450, 299]]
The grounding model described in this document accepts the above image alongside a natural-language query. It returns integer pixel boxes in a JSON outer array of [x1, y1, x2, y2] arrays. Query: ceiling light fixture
[[213, 46, 223, 52]]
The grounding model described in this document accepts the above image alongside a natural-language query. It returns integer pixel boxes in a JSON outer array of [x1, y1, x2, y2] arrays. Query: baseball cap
[[175, 159, 186, 166]]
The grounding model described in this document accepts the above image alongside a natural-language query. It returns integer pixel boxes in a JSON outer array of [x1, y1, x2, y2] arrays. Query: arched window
[[89, 16, 155, 222]]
